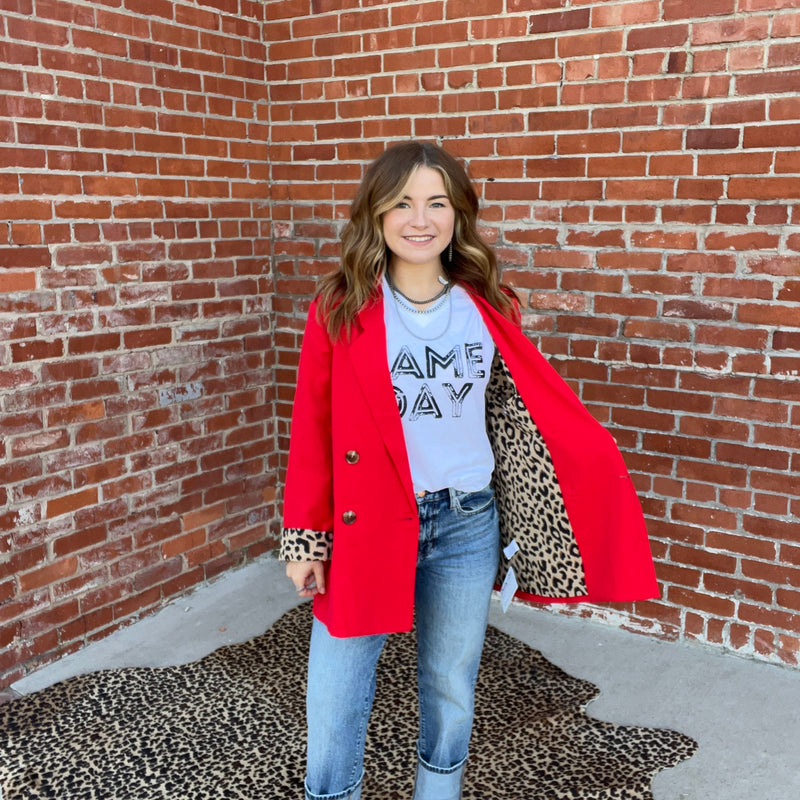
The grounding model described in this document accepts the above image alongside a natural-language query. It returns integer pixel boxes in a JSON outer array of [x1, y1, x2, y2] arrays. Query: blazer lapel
[[346, 292, 415, 506]]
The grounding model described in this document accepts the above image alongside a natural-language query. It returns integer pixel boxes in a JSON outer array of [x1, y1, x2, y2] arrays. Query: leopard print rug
[[0, 603, 696, 799]]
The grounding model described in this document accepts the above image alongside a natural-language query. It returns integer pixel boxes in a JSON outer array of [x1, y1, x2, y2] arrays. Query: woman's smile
[[404, 234, 436, 244]]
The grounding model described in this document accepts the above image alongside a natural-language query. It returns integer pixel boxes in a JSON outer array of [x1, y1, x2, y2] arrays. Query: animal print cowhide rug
[[0, 603, 695, 799]]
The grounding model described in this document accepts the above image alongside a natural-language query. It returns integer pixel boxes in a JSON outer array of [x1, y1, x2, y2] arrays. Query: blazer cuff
[[280, 527, 333, 562]]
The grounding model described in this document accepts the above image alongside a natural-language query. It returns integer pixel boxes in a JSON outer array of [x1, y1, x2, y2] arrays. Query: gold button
[[345, 450, 359, 464], [342, 510, 357, 525]]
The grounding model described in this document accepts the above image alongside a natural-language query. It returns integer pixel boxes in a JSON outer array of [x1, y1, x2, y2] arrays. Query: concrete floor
[[9, 554, 800, 800]]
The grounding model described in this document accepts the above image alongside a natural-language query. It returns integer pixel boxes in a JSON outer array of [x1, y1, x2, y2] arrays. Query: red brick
[[664, 0, 736, 18], [627, 23, 689, 50], [744, 123, 800, 149], [754, 205, 789, 225], [727, 44, 767, 71], [686, 128, 740, 149], [592, 104, 658, 128], [52, 526, 108, 559], [770, 45, 800, 74], [6, 16, 70, 47], [737, 68, 800, 96], [717, 443, 790, 471], [123, 328, 173, 349], [737, 303, 797, 327], [529, 8, 590, 34], [132, 557, 183, 592], [657, 561, 702, 588], [390, 0, 444, 26], [743, 516, 800, 544], [558, 30, 624, 59], [470, 15, 527, 39], [590, 0, 659, 26], [708, 533, 776, 561], [668, 587, 736, 617], [497, 38, 556, 63], [739, 606, 800, 635], [46, 487, 99, 519], [666, 253, 737, 273], [0, 270, 38, 293], [11, 429, 69, 458], [745, 255, 800, 276], [710, 99, 768, 126], [693, 15, 771, 45], [11, 339, 64, 362], [18, 557, 78, 593]]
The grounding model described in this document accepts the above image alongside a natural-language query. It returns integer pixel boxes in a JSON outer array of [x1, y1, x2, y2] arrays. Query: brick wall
[[2, 0, 799, 689], [0, 0, 278, 688], [266, 0, 800, 668]]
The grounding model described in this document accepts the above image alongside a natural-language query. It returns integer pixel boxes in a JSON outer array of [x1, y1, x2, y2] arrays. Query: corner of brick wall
[[0, 0, 279, 687], [265, 0, 800, 669]]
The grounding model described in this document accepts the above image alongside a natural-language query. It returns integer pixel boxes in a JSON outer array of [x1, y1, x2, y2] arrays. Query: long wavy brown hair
[[316, 141, 516, 339]]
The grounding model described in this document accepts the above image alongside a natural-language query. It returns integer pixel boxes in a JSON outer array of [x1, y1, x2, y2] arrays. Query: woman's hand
[[286, 560, 327, 597]]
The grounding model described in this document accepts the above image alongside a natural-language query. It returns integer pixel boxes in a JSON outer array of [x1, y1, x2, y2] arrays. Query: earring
[[448, 241, 453, 262]]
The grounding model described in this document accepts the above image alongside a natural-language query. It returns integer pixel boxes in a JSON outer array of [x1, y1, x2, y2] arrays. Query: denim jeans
[[304, 485, 499, 800]]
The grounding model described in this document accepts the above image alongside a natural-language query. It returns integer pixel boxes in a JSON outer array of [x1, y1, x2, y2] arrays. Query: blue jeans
[[304, 485, 499, 800]]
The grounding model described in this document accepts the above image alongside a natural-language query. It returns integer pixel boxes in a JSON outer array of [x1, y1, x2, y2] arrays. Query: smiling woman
[[280, 141, 657, 800]]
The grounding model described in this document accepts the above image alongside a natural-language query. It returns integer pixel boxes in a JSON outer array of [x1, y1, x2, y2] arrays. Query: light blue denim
[[304, 485, 499, 800]]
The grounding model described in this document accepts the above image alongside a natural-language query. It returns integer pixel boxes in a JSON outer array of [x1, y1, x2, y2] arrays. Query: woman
[[281, 141, 658, 800]]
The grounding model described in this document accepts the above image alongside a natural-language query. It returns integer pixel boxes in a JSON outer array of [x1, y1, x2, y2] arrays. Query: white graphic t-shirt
[[383, 277, 495, 493]]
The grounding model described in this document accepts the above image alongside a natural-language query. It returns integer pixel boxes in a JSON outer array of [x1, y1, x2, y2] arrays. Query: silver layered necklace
[[386, 273, 451, 314], [385, 274, 453, 340]]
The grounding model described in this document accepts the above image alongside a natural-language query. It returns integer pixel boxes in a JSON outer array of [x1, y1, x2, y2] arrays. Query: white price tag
[[500, 565, 518, 613], [503, 539, 519, 560]]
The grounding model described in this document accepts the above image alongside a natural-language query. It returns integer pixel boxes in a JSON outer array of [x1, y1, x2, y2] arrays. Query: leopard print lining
[[280, 527, 332, 562], [486, 351, 588, 598]]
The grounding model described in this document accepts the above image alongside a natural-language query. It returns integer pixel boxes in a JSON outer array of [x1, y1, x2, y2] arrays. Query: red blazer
[[282, 288, 658, 637]]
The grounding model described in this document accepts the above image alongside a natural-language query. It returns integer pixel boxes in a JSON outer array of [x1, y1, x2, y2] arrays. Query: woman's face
[[381, 166, 456, 274]]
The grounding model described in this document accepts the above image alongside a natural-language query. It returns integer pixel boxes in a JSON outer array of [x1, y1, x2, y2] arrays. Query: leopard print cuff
[[280, 527, 333, 562]]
